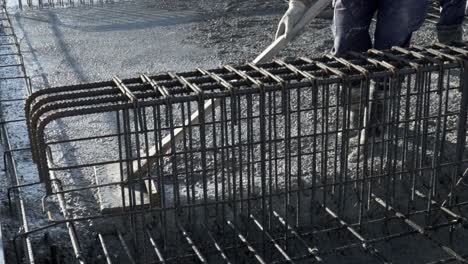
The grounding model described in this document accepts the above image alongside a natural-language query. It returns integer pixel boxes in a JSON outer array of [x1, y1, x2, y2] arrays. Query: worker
[[437, 0, 466, 44], [276, 0, 429, 56], [275, 0, 430, 139]]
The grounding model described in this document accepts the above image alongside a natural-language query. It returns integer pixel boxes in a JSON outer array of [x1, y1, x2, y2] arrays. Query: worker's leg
[[332, 0, 378, 135], [332, 0, 377, 56], [374, 0, 429, 50], [368, 0, 429, 136], [437, 0, 466, 44]]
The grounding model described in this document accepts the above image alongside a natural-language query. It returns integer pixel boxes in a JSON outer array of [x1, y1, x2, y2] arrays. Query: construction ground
[[1, 0, 468, 263]]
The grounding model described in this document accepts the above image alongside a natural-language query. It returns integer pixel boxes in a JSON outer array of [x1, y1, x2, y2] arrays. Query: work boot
[[348, 81, 385, 162], [437, 24, 463, 44], [339, 82, 370, 165], [367, 86, 385, 138], [341, 80, 371, 137], [348, 87, 364, 139], [344, 81, 381, 140]]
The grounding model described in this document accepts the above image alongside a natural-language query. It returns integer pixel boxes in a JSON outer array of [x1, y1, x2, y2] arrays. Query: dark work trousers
[[332, 0, 429, 56], [437, 0, 466, 43], [331, 0, 429, 135]]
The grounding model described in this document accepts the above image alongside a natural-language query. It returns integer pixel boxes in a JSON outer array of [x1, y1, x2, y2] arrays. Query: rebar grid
[[0, 0, 35, 262], [21, 42, 468, 263], [13, 0, 130, 10]]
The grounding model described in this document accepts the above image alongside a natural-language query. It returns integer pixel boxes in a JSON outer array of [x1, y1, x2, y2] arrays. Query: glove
[[275, 0, 308, 40]]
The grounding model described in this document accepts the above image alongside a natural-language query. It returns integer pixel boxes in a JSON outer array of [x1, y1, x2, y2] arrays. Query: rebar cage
[[23, 42, 468, 263]]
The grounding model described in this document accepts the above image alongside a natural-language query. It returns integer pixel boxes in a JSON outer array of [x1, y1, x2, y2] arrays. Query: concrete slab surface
[[11, 1, 222, 89], [95, 164, 154, 214], [8, 1, 226, 216], [3, 0, 468, 262]]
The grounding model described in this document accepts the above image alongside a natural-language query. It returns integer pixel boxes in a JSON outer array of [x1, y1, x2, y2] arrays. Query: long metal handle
[[253, 0, 332, 64], [131, 0, 332, 190]]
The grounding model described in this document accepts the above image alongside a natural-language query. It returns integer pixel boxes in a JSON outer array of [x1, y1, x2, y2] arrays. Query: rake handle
[[253, 0, 332, 65]]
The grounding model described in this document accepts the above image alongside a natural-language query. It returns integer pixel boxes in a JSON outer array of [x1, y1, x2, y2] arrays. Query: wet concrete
[[1, 3, 289, 262], [11, 0, 224, 88], [3, 0, 468, 262], [8, 0, 466, 90]]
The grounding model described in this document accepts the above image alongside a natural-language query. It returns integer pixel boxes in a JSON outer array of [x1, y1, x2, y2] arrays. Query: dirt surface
[[9, 0, 446, 88], [1, 0, 468, 263], [186, 1, 441, 64]]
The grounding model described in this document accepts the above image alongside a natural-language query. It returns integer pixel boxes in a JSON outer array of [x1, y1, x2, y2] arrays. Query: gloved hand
[[275, 0, 308, 40]]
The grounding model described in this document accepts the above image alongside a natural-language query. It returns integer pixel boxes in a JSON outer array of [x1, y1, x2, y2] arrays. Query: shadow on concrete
[[13, 0, 286, 33], [17, 3, 207, 32], [14, 9, 111, 210]]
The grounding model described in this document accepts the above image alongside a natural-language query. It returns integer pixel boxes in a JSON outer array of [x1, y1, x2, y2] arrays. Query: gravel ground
[[1, 0, 468, 263]]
